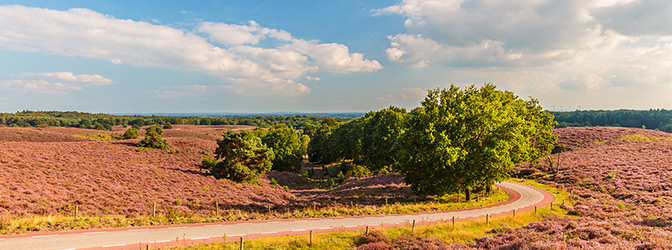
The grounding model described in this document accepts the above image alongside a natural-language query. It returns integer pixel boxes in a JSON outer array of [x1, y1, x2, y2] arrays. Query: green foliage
[[201, 130, 274, 183], [163, 123, 173, 129], [552, 109, 672, 131], [398, 84, 557, 196], [122, 127, 139, 139], [307, 122, 339, 163], [262, 124, 303, 172], [137, 125, 170, 149], [357, 106, 407, 172]]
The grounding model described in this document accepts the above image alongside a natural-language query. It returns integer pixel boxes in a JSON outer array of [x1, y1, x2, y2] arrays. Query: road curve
[[0, 182, 554, 250]]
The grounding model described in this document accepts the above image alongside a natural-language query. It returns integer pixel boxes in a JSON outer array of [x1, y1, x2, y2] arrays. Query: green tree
[[137, 124, 170, 149], [122, 127, 139, 139], [163, 123, 173, 129], [357, 106, 407, 172], [203, 130, 274, 183], [398, 84, 557, 197], [262, 124, 303, 172]]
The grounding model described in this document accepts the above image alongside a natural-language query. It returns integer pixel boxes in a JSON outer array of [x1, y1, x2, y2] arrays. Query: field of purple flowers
[[465, 127, 671, 249]]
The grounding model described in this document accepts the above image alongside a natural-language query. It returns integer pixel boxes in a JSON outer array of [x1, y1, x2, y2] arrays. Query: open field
[[0, 125, 505, 235]]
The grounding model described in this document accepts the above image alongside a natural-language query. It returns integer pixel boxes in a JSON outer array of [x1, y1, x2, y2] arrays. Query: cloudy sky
[[0, 0, 670, 113]]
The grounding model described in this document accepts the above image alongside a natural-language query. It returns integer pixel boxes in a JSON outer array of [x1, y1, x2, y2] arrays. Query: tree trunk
[[486, 185, 491, 195], [465, 188, 471, 201]]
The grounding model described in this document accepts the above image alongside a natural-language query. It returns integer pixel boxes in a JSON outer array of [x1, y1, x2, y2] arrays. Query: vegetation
[[261, 124, 304, 172], [552, 109, 672, 132], [200, 130, 274, 183], [0, 110, 350, 130], [307, 84, 556, 197], [121, 127, 139, 139], [137, 124, 170, 149]]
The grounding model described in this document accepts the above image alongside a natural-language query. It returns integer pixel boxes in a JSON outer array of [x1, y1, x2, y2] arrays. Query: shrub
[[137, 125, 170, 149], [122, 127, 139, 139], [200, 130, 274, 183], [163, 123, 173, 129]]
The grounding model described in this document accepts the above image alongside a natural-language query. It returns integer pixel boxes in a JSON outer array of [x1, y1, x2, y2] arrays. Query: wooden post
[[513, 209, 516, 218], [551, 202, 553, 211], [146, 245, 150, 250], [75, 205, 79, 220], [412, 220, 416, 232], [313, 202, 316, 211], [239, 237, 244, 250], [153, 202, 156, 218], [452, 216, 455, 227], [366, 226, 369, 235], [351, 201, 353, 209], [215, 202, 219, 217], [465, 188, 471, 201], [562, 199, 565, 206], [535, 206, 537, 215], [385, 198, 388, 206], [268, 204, 271, 214], [486, 214, 489, 224], [309, 230, 313, 246]]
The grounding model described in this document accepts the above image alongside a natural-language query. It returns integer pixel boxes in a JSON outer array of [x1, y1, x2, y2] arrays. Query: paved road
[[0, 182, 554, 250]]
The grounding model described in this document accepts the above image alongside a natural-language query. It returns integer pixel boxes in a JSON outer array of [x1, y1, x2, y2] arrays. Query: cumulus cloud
[[0, 72, 113, 94], [375, 0, 672, 93], [0, 5, 381, 96]]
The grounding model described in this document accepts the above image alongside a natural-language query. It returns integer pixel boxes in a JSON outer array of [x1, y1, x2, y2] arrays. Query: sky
[[0, 0, 670, 113]]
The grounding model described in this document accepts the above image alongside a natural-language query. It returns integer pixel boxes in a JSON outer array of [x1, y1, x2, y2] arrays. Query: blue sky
[[0, 0, 670, 113]]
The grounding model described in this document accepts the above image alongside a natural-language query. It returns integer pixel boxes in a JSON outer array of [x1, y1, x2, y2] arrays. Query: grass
[[73, 133, 118, 141], [0, 188, 507, 235], [620, 134, 672, 142], [164, 179, 570, 249]]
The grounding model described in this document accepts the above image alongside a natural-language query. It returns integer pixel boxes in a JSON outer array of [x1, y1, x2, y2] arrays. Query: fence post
[[412, 220, 416, 232], [513, 209, 516, 218], [75, 205, 79, 220], [452, 216, 455, 227], [310, 230, 313, 246], [215, 202, 219, 217], [535, 206, 537, 215], [486, 214, 489, 224], [239, 237, 244, 250], [153, 202, 156, 218], [366, 226, 369, 235]]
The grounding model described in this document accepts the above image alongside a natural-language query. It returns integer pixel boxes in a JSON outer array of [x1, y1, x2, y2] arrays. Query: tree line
[[552, 109, 672, 132], [0, 110, 347, 130]]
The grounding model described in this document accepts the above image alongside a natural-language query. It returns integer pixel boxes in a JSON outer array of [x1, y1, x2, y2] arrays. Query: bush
[[122, 127, 139, 139], [137, 125, 170, 149], [163, 123, 173, 129], [200, 130, 274, 183]]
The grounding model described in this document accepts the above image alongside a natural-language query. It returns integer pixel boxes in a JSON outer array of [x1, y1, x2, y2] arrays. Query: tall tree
[[357, 106, 407, 172], [398, 84, 557, 196], [262, 124, 302, 172]]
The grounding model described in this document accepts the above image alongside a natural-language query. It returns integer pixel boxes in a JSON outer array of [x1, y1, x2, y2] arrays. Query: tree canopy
[[202, 130, 275, 183], [137, 124, 170, 149], [397, 84, 557, 196], [262, 124, 303, 172]]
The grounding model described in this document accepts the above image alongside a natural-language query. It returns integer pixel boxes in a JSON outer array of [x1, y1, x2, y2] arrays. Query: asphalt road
[[0, 181, 554, 250]]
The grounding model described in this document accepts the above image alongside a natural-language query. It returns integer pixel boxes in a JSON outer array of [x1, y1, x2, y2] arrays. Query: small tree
[[262, 124, 303, 172], [163, 123, 173, 129], [137, 125, 170, 149], [122, 127, 139, 139], [201, 130, 274, 183]]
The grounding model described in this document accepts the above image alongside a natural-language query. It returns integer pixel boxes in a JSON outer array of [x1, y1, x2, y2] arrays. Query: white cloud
[[0, 72, 113, 94], [305, 76, 321, 81], [0, 5, 381, 96], [376, 0, 672, 94]]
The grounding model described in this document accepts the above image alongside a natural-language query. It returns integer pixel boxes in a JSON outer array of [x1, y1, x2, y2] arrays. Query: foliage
[[121, 127, 139, 139], [201, 130, 274, 183], [552, 109, 672, 132], [137, 125, 170, 149], [0, 110, 353, 130], [398, 84, 557, 196], [163, 123, 173, 129], [262, 124, 303, 172]]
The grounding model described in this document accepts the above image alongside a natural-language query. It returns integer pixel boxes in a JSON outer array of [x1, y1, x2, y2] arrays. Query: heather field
[[1, 125, 502, 234], [466, 127, 672, 249]]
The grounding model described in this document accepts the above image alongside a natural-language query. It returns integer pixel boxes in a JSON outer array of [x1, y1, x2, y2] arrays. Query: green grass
[[620, 134, 672, 141], [73, 133, 118, 141], [165, 179, 571, 249]]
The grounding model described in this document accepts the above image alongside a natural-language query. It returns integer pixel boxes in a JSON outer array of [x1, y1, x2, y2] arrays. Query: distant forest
[[0, 110, 350, 130], [1, 109, 671, 133], [552, 109, 672, 132]]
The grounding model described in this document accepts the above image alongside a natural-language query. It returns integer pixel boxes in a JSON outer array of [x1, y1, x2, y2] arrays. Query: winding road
[[0, 182, 554, 250]]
